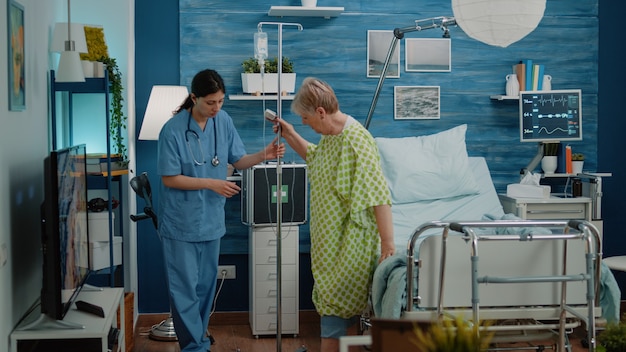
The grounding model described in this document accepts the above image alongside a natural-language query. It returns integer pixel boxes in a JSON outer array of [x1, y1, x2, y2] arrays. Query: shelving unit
[[268, 6, 344, 18], [49, 70, 124, 287]]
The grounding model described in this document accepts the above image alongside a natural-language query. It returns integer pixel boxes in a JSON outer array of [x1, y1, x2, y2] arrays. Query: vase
[[542, 75, 552, 91], [541, 156, 558, 174], [505, 74, 519, 97], [572, 160, 584, 174], [301, 0, 317, 7]]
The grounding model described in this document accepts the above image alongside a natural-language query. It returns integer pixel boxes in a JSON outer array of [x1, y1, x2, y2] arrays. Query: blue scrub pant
[[162, 237, 220, 352]]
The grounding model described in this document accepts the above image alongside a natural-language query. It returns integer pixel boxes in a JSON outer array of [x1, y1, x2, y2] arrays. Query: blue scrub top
[[157, 109, 246, 242]]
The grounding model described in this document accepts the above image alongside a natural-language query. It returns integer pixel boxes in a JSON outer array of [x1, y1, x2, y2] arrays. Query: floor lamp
[[136, 85, 190, 341], [256, 21, 302, 352]]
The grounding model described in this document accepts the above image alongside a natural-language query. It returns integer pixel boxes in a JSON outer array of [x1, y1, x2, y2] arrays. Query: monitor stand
[[521, 142, 547, 177], [17, 313, 84, 331]]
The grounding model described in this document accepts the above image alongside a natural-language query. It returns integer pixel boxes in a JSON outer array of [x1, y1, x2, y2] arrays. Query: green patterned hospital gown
[[307, 117, 391, 319]]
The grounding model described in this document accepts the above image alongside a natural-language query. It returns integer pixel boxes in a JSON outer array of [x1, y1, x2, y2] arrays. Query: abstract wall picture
[[367, 30, 400, 78], [394, 86, 440, 120], [8, 0, 25, 111], [405, 38, 451, 72]]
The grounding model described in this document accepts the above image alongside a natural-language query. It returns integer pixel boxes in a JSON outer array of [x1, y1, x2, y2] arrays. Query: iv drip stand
[[257, 21, 303, 352]]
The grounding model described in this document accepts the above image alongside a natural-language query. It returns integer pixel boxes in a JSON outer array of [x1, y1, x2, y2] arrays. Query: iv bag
[[254, 32, 268, 60]]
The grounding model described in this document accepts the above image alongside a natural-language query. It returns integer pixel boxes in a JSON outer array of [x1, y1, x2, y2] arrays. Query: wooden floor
[[131, 312, 593, 352]]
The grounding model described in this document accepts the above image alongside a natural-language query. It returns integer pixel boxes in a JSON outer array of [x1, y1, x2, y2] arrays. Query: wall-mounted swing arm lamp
[[364, 16, 457, 130]]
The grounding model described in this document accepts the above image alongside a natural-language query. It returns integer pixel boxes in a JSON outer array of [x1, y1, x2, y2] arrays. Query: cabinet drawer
[[256, 280, 297, 299], [255, 313, 298, 333], [253, 228, 297, 249], [524, 203, 587, 220], [255, 297, 297, 314], [255, 264, 297, 282], [254, 247, 297, 265]]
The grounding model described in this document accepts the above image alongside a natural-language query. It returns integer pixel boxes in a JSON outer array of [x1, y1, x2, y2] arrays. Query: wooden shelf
[[229, 94, 295, 101], [268, 6, 344, 18]]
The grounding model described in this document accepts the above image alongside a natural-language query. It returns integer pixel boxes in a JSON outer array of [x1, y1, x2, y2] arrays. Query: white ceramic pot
[[541, 156, 558, 174], [301, 0, 317, 7], [572, 161, 584, 174]]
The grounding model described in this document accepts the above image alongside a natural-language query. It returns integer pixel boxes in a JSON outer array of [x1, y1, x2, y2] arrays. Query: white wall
[[0, 0, 134, 350]]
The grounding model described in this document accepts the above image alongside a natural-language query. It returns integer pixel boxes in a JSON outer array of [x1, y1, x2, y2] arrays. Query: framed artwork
[[367, 30, 400, 78], [405, 38, 451, 72], [394, 86, 440, 120], [8, 0, 25, 111]]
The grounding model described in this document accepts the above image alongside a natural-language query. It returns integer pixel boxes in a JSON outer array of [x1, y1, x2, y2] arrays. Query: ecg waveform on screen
[[534, 95, 569, 107]]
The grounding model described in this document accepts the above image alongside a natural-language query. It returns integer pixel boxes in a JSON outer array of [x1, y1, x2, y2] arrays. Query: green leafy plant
[[597, 314, 626, 352], [98, 56, 127, 163], [409, 316, 494, 352], [242, 56, 294, 74], [572, 153, 585, 161]]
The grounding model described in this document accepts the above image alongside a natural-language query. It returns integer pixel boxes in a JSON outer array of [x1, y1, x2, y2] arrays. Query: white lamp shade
[[51, 22, 88, 53], [139, 86, 190, 140], [452, 0, 546, 48], [56, 51, 85, 82]]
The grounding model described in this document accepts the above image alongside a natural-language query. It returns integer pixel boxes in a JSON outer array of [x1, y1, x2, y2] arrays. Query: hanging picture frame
[[367, 30, 400, 78], [8, 0, 25, 111], [405, 38, 451, 72], [394, 86, 440, 120]]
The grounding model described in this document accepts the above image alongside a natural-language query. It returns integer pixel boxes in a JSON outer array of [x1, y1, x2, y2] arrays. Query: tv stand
[[10, 287, 124, 352], [17, 313, 85, 331]]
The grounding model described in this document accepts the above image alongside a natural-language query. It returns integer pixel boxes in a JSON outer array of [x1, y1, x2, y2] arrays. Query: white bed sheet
[[391, 157, 505, 249]]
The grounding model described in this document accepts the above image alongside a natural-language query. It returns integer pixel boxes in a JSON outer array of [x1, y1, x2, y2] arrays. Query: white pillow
[[375, 124, 480, 203]]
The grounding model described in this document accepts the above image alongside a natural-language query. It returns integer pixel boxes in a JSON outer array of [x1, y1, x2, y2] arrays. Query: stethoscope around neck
[[185, 110, 219, 167]]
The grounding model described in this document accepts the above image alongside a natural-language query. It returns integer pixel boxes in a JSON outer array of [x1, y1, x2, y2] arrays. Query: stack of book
[[513, 59, 546, 91]]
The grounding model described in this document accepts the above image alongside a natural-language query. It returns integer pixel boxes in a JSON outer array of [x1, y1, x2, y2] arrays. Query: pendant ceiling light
[[55, 0, 85, 82], [452, 0, 546, 48]]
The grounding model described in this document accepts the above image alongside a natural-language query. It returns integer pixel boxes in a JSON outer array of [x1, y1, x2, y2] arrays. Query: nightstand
[[498, 194, 603, 240]]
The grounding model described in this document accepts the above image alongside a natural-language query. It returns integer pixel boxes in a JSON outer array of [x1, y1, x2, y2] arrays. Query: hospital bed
[[364, 125, 619, 351]]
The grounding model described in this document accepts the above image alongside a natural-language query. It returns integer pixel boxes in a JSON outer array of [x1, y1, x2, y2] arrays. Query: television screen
[[519, 89, 582, 143], [40, 144, 91, 321]]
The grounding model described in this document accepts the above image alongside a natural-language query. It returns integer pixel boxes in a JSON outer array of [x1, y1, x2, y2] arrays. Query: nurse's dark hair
[[175, 69, 226, 113]]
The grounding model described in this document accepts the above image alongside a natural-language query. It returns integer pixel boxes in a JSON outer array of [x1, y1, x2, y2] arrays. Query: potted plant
[[597, 314, 626, 352], [541, 143, 559, 174], [80, 25, 128, 166], [241, 56, 296, 95], [572, 153, 584, 174], [410, 316, 494, 351]]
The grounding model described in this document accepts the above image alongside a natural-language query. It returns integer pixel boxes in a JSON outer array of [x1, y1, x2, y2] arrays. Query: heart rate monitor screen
[[519, 89, 582, 143]]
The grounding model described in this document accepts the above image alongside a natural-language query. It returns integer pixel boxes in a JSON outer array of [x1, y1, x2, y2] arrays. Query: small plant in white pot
[[572, 153, 584, 174], [241, 56, 296, 95]]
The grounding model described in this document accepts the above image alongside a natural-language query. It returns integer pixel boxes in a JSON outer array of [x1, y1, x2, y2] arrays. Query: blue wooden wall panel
[[179, 0, 599, 255]]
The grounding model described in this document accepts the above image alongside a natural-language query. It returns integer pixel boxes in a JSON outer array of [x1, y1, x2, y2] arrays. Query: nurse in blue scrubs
[[157, 69, 284, 352]]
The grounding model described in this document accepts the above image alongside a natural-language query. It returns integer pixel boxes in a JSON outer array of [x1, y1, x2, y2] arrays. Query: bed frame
[[402, 219, 602, 351]]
